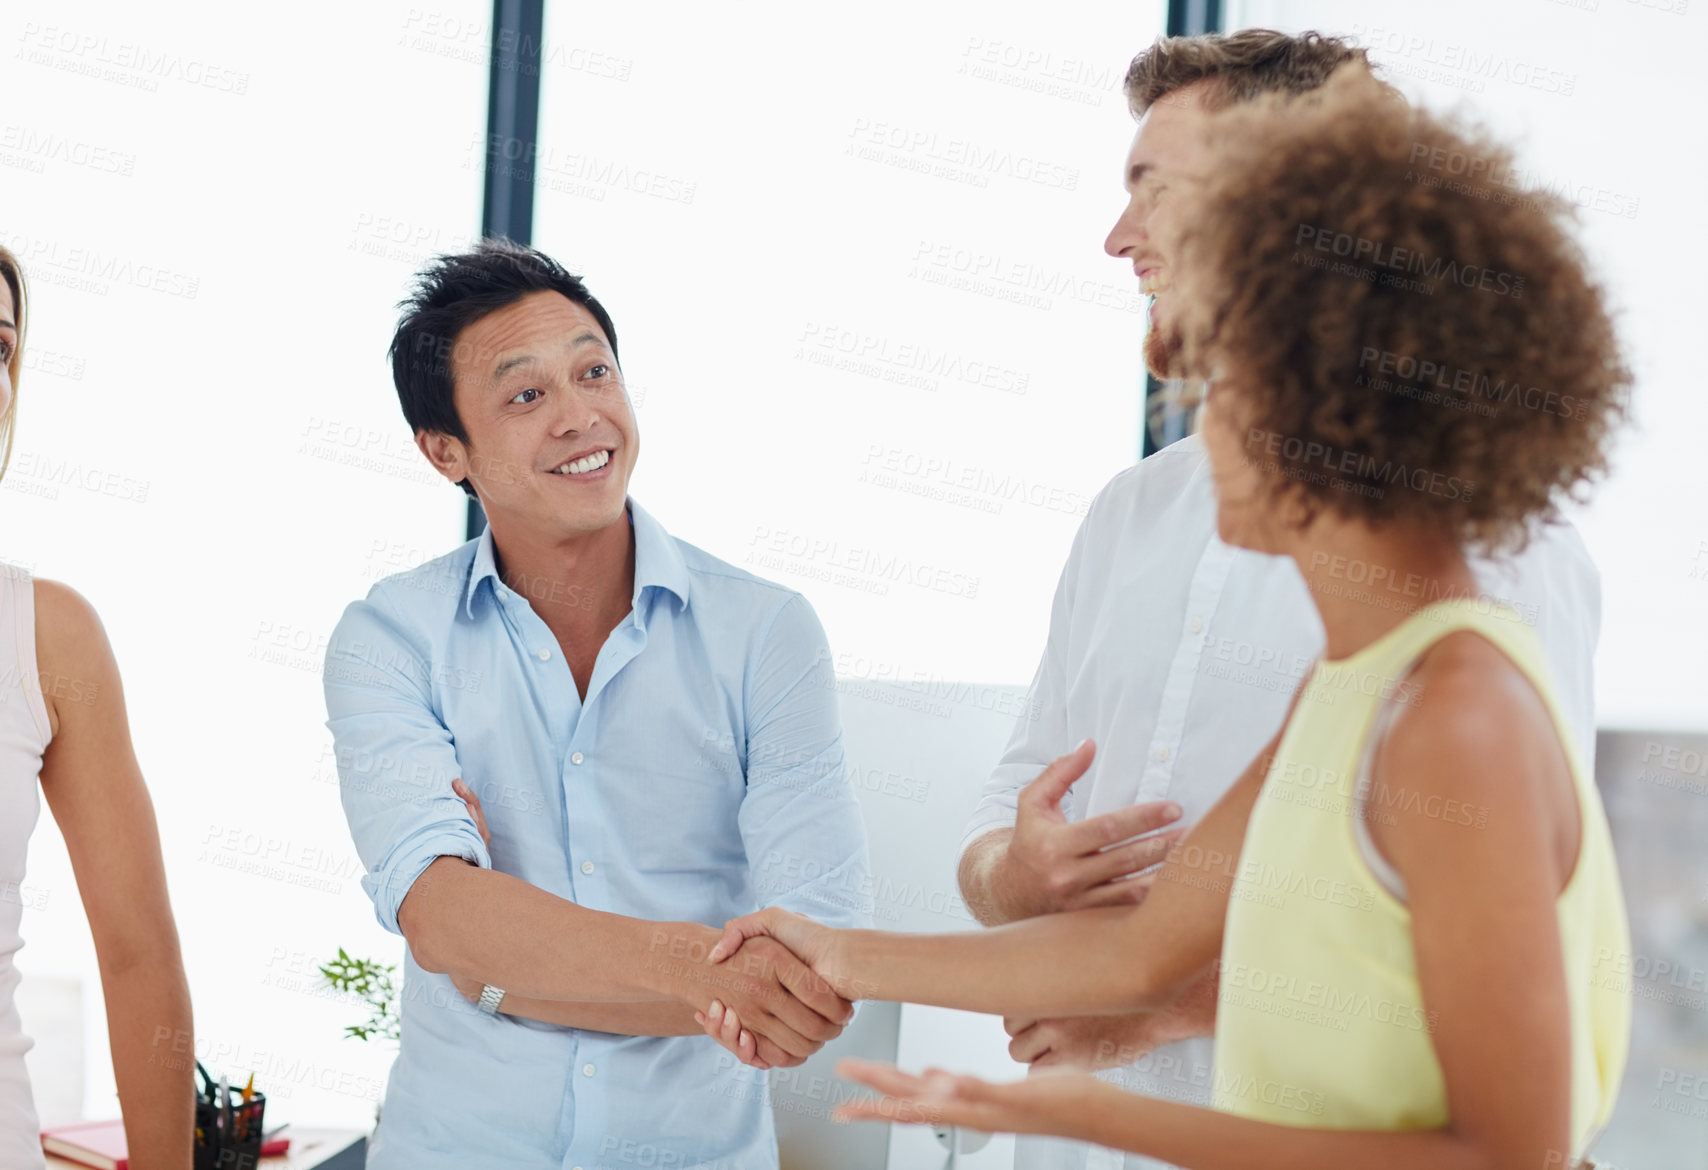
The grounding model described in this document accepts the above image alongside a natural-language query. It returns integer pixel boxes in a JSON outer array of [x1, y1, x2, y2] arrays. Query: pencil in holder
[[193, 1060, 267, 1170]]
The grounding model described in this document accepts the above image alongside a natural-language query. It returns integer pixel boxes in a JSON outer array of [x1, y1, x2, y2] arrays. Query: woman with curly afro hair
[[697, 65, 1633, 1170]]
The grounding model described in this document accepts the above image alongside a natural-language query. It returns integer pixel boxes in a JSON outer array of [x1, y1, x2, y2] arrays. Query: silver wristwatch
[[477, 983, 507, 1014]]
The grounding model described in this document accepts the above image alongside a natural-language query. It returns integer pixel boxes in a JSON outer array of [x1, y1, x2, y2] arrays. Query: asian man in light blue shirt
[[324, 240, 872, 1170]]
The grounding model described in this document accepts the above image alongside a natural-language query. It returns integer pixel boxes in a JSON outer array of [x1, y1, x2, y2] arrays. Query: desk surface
[[45, 1126, 368, 1169]]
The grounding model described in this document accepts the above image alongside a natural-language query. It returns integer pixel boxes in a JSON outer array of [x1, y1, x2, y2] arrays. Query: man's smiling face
[[427, 289, 638, 541], [1103, 80, 1220, 380]]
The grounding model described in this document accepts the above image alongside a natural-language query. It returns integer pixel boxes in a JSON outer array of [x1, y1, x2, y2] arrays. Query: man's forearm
[[958, 827, 1027, 925], [400, 857, 711, 1003]]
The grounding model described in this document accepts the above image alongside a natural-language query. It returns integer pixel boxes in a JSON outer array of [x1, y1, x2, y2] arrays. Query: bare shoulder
[[35, 578, 113, 668], [1371, 630, 1575, 885], [1390, 632, 1555, 780], [33, 579, 121, 736]]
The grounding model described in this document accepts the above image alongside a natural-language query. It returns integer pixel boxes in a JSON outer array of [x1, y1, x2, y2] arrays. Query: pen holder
[[193, 1061, 267, 1170]]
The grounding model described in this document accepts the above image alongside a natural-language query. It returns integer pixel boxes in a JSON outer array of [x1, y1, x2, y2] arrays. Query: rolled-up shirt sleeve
[[738, 593, 874, 933], [323, 588, 491, 936], [957, 504, 1089, 862]]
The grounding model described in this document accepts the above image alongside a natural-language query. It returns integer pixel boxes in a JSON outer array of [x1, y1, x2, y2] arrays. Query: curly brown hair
[[1174, 68, 1630, 555]]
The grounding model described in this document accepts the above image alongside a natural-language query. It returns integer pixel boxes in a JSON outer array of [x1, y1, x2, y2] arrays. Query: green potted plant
[[319, 948, 400, 1122], [319, 948, 402, 1042]]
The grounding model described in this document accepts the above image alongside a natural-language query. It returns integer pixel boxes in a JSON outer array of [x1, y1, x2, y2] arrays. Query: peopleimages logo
[[1356, 347, 1587, 420], [1295, 224, 1524, 299], [1345, 24, 1577, 96], [1245, 429, 1474, 502], [846, 118, 1080, 190]]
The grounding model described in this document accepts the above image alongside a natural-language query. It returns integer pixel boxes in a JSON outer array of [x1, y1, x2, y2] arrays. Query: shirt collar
[[627, 497, 692, 611], [461, 497, 691, 620]]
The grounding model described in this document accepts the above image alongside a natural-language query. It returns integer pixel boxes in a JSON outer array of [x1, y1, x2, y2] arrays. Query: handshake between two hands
[[690, 905, 851, 1072], [449, 776, 854, 1072], [448, 742, 1213, 1132], [681, 738, 1208, 1080], [682, 903, 1219, 1135], [668, 905, 1125, 1133]]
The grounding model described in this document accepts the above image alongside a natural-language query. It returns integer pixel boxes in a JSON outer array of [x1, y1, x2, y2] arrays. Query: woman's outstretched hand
[[830, 1059, 1098, 1137]]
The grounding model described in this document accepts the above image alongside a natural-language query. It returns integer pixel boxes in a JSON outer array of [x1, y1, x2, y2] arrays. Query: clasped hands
[[448, 777, 855, 1071], [686, 740, 1220, 1135], [693, 905, 1141, 1133], [696, 905, 853, 1070], [450, 742, 1215, 1131]]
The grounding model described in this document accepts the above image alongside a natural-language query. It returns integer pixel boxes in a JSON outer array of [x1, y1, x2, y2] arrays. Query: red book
[[40, 1119, 289, 1166], [40, 1119, 129, 1170]]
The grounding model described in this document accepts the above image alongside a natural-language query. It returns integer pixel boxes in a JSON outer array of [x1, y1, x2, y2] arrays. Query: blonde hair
[[0, 245, 23, 482]]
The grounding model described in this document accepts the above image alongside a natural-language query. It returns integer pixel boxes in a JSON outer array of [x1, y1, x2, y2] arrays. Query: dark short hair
[[389, 238, 620, 497], [1124, 28, 1373, 117]]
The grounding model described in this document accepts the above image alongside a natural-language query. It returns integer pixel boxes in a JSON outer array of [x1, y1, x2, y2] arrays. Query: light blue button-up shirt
[[323, 498, 873, 1170]]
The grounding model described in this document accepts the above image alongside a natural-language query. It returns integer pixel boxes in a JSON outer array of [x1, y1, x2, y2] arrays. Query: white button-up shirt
[[960, 434, 1599, 1170]]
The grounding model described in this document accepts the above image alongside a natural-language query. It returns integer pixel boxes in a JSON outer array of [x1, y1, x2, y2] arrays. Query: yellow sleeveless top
[[1211, 598, 1631, 1157]]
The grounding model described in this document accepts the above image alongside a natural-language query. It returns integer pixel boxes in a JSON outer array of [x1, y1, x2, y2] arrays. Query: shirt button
[[571, 751, 585, 765], [581, 861, 595, 875], [1188, 616, 1204, 634], [1154, 746, 1172, 763], [536, 647, 551, 661], [582, 1063, 596, 1077]]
